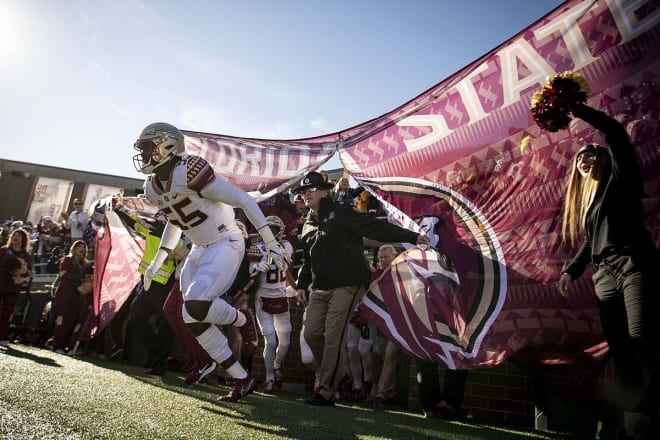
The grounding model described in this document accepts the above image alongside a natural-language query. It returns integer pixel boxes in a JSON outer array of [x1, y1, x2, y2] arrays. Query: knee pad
[[183, 300, 211, 322]]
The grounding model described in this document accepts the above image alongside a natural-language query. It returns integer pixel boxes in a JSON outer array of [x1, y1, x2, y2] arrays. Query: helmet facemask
[[133, 123, 185, 174]]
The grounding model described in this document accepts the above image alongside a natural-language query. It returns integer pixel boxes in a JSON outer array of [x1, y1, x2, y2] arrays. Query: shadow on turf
[[91, 360, 565, 440], [0, 345, 62, 367]]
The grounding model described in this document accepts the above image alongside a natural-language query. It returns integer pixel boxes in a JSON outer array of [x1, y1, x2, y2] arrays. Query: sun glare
[[0, 4, 28, 62]]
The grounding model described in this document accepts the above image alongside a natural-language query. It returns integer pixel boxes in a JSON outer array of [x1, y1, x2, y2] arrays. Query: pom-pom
[[11, 257, 30, 285], [530, 71, 590, 132], [77, 273, 94, 294]]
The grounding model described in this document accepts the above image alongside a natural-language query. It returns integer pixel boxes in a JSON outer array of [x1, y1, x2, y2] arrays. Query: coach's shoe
[[185, 360, 217, 385], [237, 310, 258, 356], [218, 376, 256, 402], [305, 392, 334, 406]]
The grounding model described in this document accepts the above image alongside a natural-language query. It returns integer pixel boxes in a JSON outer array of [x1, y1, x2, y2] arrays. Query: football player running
[[133, 122, 285, 402], [247, 215, 296, 394]]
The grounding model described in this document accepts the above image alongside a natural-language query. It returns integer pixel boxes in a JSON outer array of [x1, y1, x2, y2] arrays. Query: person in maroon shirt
[[52, 240, 88, 354], [0, 228, 32, 348]]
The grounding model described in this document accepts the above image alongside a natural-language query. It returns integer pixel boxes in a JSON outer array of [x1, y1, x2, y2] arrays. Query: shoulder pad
[[185, 155, 215, 192]]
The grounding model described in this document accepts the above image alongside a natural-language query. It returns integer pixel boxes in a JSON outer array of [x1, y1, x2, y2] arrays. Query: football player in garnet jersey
[[247, 215, 296, 393], [133, 122, 286, 402]]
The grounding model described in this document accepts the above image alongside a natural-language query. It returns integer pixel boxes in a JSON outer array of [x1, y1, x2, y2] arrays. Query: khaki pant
[[304, 285, 363, 400], [376, 338, 402, 400]]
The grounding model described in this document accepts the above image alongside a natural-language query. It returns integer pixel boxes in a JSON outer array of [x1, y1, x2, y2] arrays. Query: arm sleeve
[[159, 221, 182, 252], [563, 239, 591, 280], [199, 176, 268, 230], [347, 207, 420, 245], [572, 104, 638, 180]]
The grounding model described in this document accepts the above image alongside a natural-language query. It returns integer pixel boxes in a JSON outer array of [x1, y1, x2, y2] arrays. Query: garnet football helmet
[[265, 215, 285, 241], [133, 122, 185, 174]]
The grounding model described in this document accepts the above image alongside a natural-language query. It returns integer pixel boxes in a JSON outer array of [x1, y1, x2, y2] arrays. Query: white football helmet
[[133, 122, 185, 174], [265, 215, 285, 240]]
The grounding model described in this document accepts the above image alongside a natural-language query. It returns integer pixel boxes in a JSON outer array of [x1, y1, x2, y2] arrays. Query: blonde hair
[[69, 240, 88, 264], [561, 146, 609, 245]]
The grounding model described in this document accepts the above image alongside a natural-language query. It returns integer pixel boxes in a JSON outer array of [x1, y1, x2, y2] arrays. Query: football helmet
[[133, 122, 185, 174], [265, 215, 285, 240]]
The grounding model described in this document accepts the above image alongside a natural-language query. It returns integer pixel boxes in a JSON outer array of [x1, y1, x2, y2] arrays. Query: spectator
[[558, 103, 659, 438], [58, 212, 71, 245], [412, 214, 469, 419], [133, 122, 285, 402], [113, 201, 178, 376], [67, 258, 94, 355], [293, 171, 429, 405], [247, 215, 296, 394], [9, 220, 24, 233], [52, 240, 87, 354], [35, 216, 62, 274], [0, 221, 11, 245], [373, 244, 407, 408], [0, 228, 32, 348], [356, 190, 381, 215], [346, 311, 376, 401], [68, 199, 89, 242], [331, 177, 361, 206], [416, 361, 468, 419]]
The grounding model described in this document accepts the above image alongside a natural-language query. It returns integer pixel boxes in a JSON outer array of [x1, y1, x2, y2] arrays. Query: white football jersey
[[144, 154, 242, 246], [249, 240, 293, 298]]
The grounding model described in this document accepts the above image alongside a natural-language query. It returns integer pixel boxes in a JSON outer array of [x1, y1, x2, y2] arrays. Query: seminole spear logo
[[359, 177, 506, 369]]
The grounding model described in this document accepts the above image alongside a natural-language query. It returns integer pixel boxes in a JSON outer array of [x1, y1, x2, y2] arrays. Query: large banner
[[345, 0, 659, 368], [179, 131, 339, 201], [95, 0, 658, 369]]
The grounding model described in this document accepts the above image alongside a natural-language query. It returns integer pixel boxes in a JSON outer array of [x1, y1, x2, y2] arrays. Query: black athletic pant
[[593, 253, 659, 418]]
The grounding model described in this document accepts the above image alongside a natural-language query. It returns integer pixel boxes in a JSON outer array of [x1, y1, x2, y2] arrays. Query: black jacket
[[564, 104, 657, 279], [296, 197, 419, 291]]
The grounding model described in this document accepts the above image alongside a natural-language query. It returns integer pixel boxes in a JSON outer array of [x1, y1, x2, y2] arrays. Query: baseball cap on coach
[[291, 171, 334, 195]]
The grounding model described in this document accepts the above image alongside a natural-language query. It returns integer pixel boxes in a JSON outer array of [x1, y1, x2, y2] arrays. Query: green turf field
[[0, 344, 568, 439]]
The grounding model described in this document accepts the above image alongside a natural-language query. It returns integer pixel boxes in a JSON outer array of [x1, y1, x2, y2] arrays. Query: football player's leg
[[181, 241, 249, 379], [182, 240, 244, 326], [347, 324, 363, 391], [358, 323, 376, 384], [300, 316, 320, 390], [273, 311, 292, 371], [256, 300, 276, 382]]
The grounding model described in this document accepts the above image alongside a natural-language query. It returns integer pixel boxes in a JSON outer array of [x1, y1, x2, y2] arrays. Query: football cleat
[[273, 369, 283, 389], [185, 360, 217, 385], [218, 376, 257, 402], [263, 380, 274, 394]]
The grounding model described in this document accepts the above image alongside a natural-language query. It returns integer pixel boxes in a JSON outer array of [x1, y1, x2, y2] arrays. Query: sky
[[0, 0, 565, 179]]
